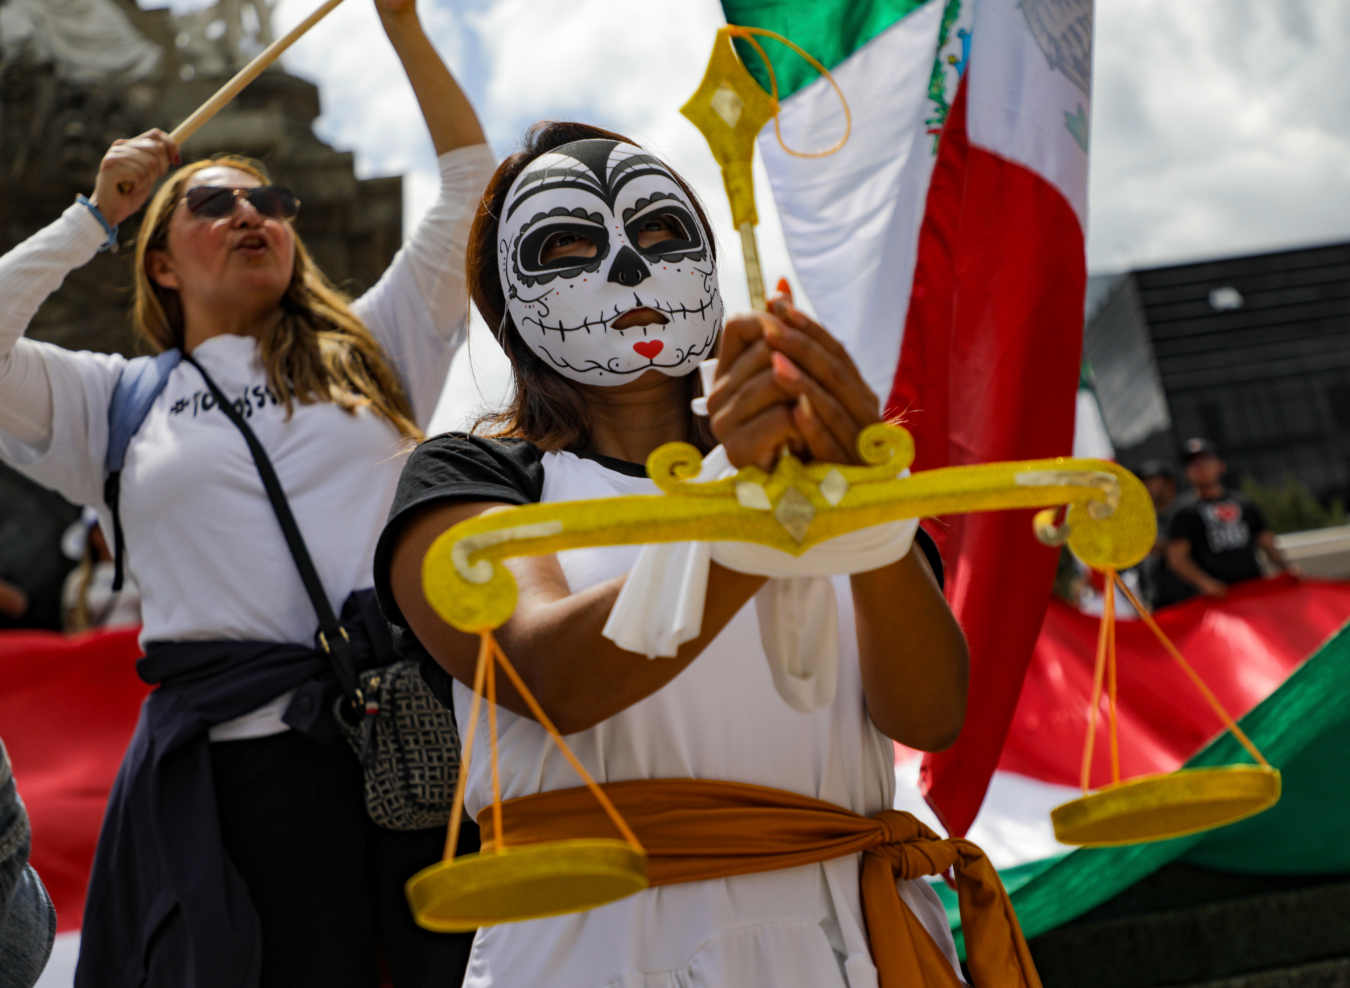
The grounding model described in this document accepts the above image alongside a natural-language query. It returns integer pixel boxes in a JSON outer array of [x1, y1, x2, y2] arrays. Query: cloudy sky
[[144, 0, 1350, 425]]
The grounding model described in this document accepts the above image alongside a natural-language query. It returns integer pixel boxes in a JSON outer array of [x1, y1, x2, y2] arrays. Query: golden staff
[[118, 0, 350, 192], [679, 27, 850, 311]]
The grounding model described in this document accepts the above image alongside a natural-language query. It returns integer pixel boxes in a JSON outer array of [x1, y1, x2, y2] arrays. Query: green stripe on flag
[[932, 615, 1350, 956], [721, 0, 932, 101]]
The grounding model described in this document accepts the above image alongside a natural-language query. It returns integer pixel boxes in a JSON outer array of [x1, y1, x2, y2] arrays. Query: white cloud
[[1086, 0, 1350, 271]]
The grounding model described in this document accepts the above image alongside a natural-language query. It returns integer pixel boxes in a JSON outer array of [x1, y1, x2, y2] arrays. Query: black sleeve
[[915, 525, 944, 590], [1242, 498, 1269, 538], [373, 433, 544, 632], [374, 433, 546, 711], [1168, 504, 1203, 544]]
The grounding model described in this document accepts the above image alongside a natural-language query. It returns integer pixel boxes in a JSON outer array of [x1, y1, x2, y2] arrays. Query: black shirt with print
[[1166, 490, 1268, 593]]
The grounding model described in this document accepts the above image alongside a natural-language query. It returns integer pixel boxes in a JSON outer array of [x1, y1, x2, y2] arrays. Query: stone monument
[[0, 0, 404, 629]]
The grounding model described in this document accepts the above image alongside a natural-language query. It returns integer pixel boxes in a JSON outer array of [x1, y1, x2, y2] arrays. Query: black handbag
[[185, 355, 459, 831]]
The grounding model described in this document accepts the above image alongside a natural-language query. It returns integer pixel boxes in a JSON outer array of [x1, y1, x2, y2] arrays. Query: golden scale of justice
[[156, 2, 1283, 931]]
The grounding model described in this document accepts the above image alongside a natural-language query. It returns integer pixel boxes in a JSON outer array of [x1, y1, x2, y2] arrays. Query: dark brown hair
[[469, 121, 718, 454]]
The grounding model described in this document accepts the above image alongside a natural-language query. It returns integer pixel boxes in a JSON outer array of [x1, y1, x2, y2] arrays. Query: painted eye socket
[[635, 214, 688, 249], [624, 205, 701, 258], [519, 221, 610, 272], [540, 230, 598, 263]]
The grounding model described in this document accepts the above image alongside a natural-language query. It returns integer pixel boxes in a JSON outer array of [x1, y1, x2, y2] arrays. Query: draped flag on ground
[[891, 576, 1350, 912], [722, 0, 1095, 834], [922, 576, 1350, 950]]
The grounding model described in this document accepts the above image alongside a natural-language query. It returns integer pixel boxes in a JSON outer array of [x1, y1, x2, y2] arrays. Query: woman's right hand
[[89, 130, 180, 227], [707, 309, 807, 470]]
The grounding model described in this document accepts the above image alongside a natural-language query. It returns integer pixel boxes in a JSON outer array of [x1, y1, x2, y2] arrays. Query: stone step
[[1028, 866, 1350, 988], [1181, 957, 1350, 988]]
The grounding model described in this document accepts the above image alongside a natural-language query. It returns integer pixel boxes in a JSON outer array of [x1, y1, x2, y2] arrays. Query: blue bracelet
[[76, 194, 119, 253]]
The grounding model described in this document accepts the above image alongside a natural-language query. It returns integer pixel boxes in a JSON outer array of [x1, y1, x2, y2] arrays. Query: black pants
[[210, 730, 478, 988]]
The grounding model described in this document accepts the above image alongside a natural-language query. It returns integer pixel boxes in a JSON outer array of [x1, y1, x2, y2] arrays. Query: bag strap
[[104, 350, 182, 591], [181, 353, 360, 701]]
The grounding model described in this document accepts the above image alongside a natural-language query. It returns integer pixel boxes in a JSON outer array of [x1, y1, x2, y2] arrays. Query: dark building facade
[[1085, 241, 1350, 503]]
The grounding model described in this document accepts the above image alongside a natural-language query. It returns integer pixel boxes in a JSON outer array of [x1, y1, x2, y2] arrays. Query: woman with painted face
[[0, 2, 491, 986], [377, 123, 971, 988]]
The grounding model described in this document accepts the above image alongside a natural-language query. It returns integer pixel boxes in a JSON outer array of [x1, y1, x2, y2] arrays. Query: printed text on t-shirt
[[170, 385, 282, 420]]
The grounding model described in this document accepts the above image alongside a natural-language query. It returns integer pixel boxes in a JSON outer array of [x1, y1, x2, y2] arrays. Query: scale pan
[[1052, 765, 1281, 847], [406, 839, 648, 932]]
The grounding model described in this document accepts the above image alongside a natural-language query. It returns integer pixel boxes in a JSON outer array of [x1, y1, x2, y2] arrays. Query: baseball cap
[[1181, 438, 1220, 462], [1134, 460, 1176, 481]]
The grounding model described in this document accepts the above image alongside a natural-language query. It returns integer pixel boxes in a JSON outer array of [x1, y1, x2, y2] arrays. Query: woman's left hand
[[762, 291, 881, 465]]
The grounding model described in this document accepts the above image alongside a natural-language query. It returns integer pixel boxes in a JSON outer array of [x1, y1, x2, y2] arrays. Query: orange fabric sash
[[478, 778, 1041, 988]]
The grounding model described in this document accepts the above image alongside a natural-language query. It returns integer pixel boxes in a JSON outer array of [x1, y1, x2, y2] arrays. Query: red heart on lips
[[633, 340, 664, 359]]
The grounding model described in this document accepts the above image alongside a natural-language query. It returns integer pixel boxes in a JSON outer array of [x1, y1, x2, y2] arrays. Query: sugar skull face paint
[[497, 139, 723, 386]]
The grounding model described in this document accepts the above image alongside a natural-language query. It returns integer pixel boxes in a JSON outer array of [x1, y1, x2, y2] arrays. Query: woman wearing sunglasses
[[0, 2, 491, 986]]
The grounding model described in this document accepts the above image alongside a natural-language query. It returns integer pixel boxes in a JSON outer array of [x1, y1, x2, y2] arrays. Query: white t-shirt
[[441, 451, 962, 988], [0, 144, 496, 738]]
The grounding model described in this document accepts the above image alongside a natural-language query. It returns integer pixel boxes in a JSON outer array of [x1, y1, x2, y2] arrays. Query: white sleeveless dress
[[455, 450, 963, 988]]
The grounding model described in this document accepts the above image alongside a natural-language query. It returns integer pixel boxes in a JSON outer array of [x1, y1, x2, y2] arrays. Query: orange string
[[727, 25, 851, 158], [1106, 577, 1120, 784], [1112, 573, 1271, 768], [485, 640, 504, 854], [488, 637, 645, 851], [1080, 572, 1113, 793], [442, 633, 490, 862]]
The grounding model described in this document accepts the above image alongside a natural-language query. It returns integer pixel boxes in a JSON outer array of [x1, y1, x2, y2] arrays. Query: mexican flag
[[924, 577, 1350, 952], [721, 0, 1095, 834]]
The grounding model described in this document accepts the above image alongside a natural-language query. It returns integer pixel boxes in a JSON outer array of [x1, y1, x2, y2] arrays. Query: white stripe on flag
[[758, 1, 946, 400], [896, 757, 1078, 870], [966, 0, 1093, 225], [1072, 386, 1115, 460]]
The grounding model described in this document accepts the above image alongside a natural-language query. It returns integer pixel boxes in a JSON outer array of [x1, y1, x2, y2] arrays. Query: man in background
[[1166, 439, 1298, 600], [1135, 461, 1193, 609]]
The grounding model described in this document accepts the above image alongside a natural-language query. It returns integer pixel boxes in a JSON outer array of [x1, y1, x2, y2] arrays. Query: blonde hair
[[133, 155, 421, 440]]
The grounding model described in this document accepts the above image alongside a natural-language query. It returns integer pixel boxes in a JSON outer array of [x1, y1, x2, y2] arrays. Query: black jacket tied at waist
[[75, 640, 334, 988]]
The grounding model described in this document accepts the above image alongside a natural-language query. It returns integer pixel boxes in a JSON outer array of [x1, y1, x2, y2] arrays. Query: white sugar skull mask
[[497, 139, 723, 386]]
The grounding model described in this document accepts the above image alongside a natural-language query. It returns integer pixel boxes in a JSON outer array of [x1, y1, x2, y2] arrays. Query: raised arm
[[351, 1, 492, 427], [0, 132, 176, 448], [377, 0, 485, 155]]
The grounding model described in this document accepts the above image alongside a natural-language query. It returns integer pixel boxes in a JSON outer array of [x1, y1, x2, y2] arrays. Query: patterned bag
[[334, 660, 461, 830], [186, 355, 459, 831]]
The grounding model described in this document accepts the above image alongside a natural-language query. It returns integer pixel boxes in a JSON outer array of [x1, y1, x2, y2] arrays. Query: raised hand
[[761, 288, 881, 465], [709, 282, 880, 469], [90, 130, 180, 227], [707, 306, 806, 470]]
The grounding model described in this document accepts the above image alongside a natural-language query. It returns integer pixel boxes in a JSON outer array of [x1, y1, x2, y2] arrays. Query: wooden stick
[[172, 0, 350, 144], [117, 0, 350, 194]]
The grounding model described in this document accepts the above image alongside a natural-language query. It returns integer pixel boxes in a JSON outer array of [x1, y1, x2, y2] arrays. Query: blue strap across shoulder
[[106, 349, 181, 474], [104, 348, 181, 588]]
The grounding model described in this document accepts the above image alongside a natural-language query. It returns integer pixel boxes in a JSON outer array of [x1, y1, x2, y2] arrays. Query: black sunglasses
[[183, 185, 301, 221]]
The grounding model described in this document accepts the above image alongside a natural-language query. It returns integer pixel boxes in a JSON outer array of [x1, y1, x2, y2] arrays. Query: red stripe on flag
[[887, 79, 1086, 836], [1001, 576, 1350, 788], [1, 627, 148, 931]]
